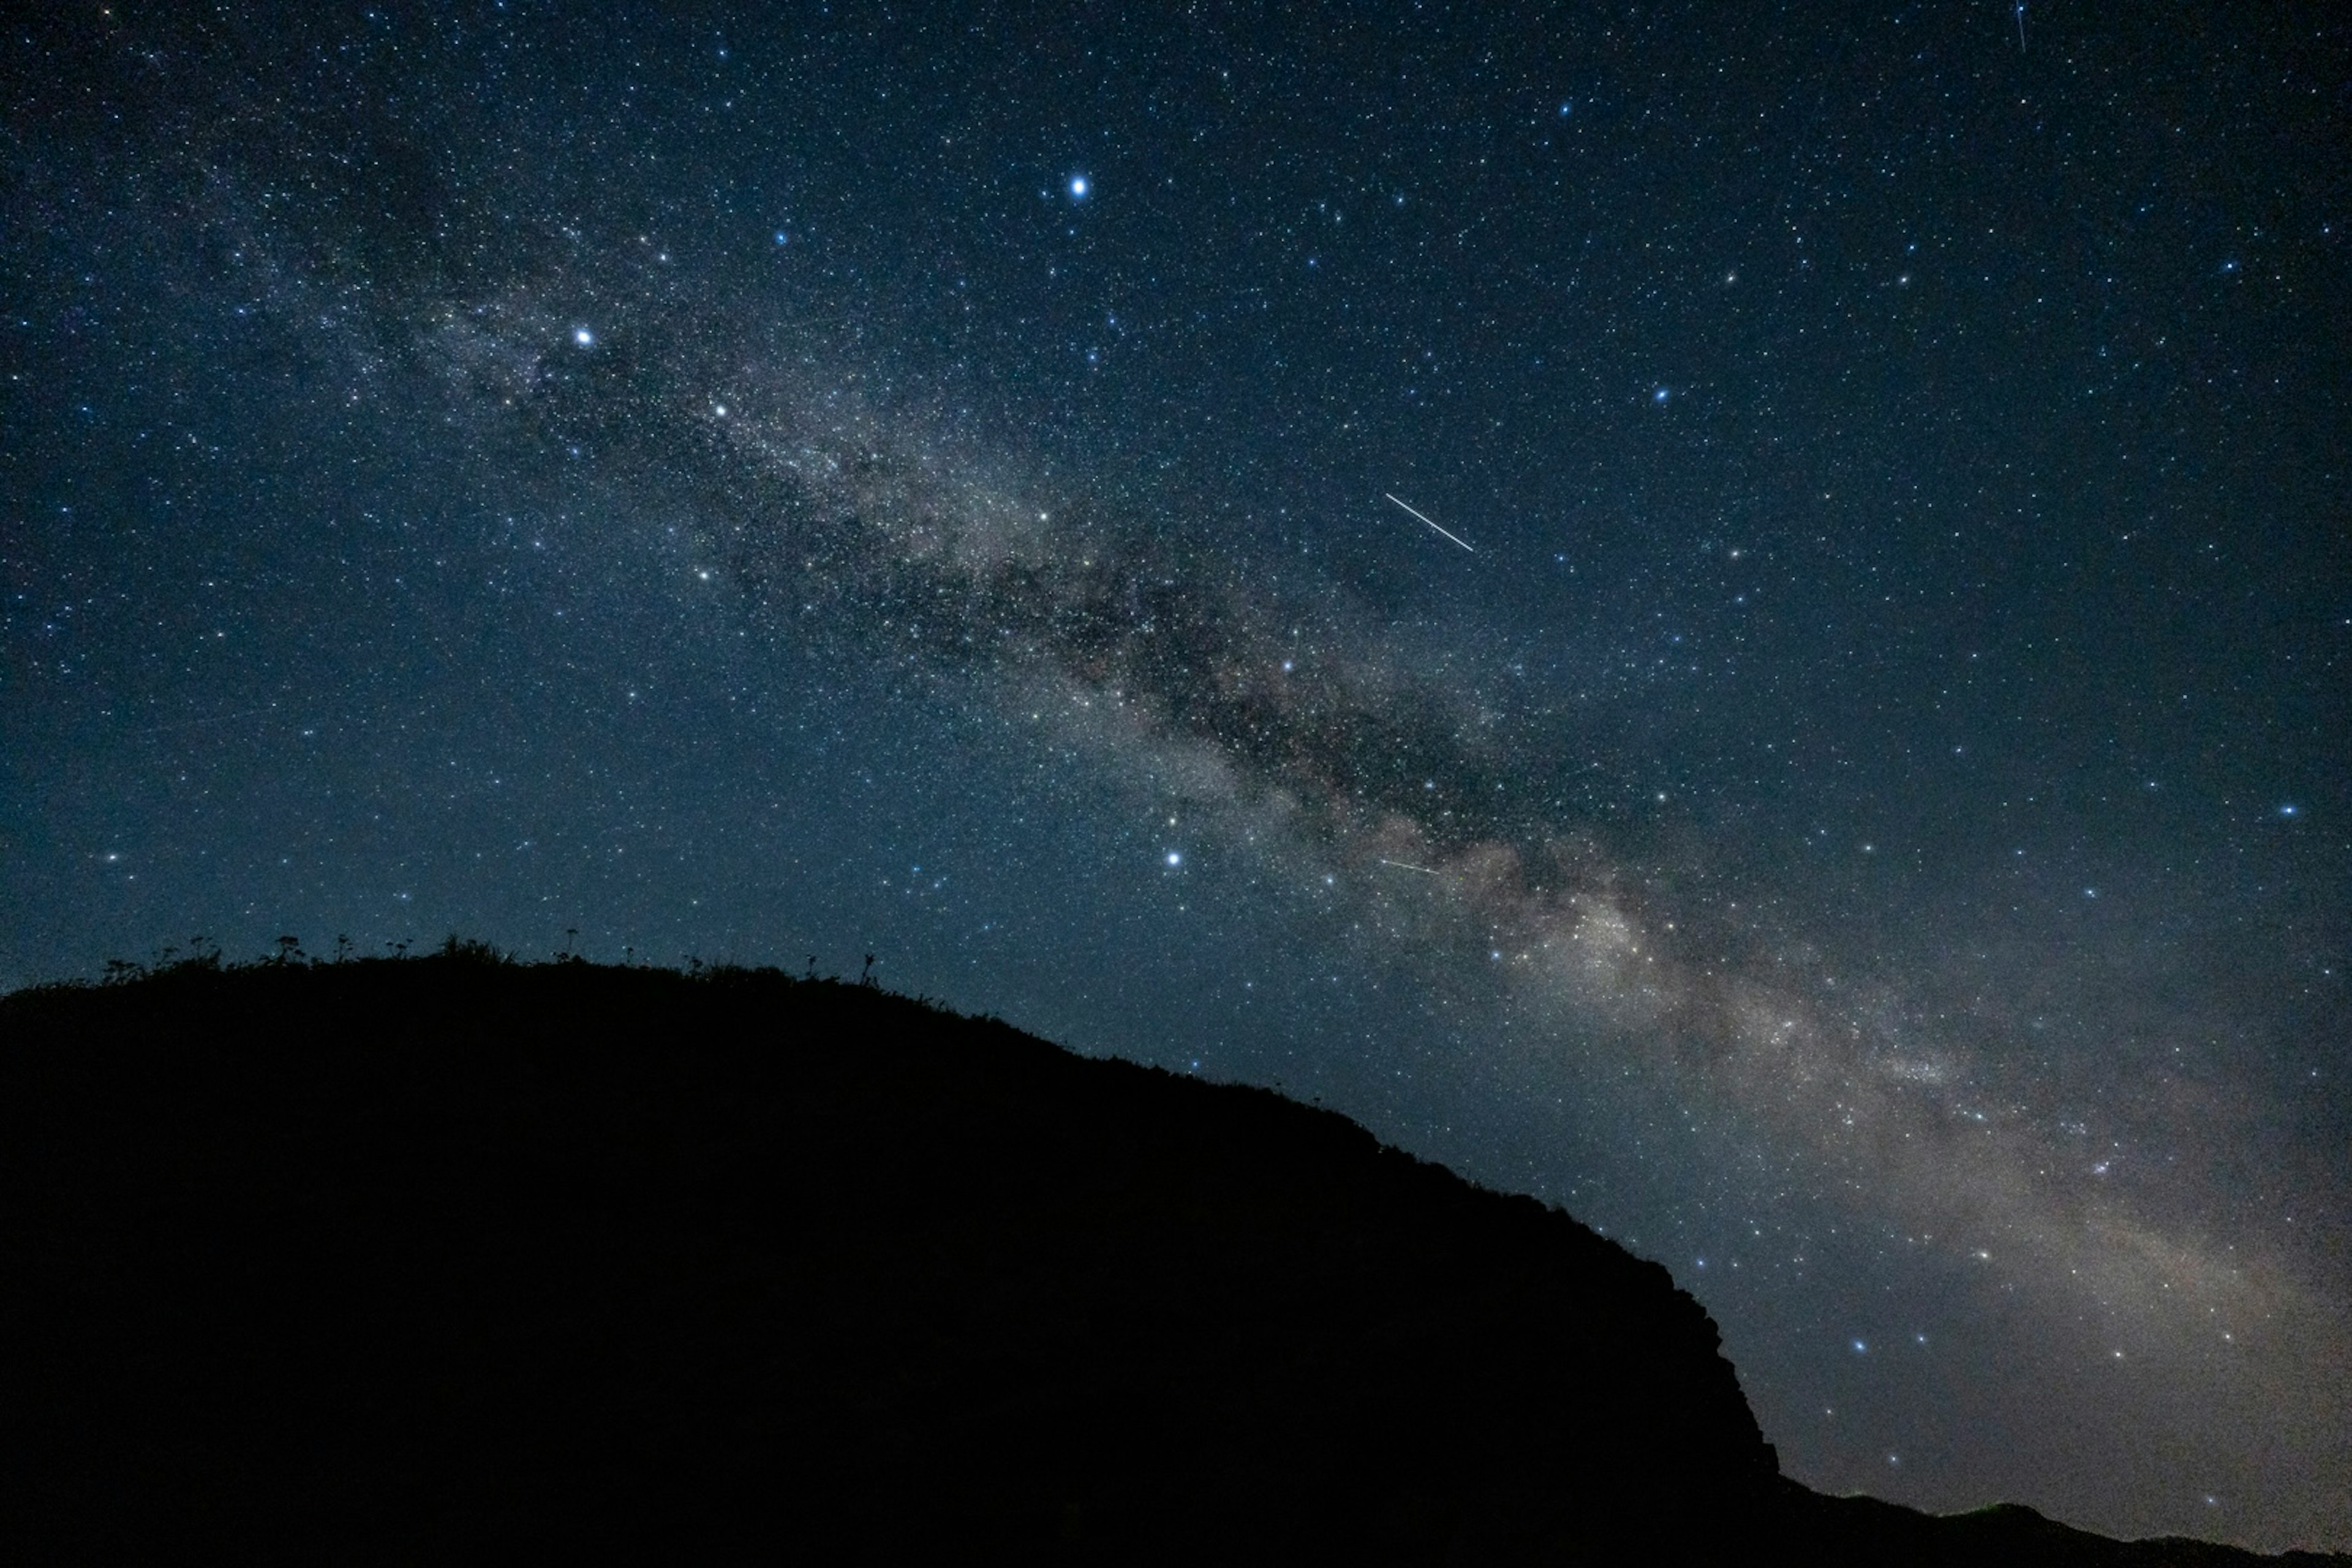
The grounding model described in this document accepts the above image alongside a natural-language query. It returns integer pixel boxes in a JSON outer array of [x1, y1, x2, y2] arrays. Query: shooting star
[[1384, 492, 1475, 553], [2015, 1, 2026, 52], [1378, 858, 1441, 876]]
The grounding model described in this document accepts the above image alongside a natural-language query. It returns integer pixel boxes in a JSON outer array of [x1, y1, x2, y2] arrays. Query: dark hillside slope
[[0, 957, 2337, 1565]]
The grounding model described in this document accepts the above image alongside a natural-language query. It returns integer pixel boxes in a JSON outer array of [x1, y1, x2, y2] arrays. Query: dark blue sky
[[4, 2, 2347, 1548]]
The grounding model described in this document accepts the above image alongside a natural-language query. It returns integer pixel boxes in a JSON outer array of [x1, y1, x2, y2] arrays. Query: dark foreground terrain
[[2, 952, 2339, 1564]]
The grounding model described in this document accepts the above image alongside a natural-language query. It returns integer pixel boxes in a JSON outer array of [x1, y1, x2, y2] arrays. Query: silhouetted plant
[[160, 936, 222, 974], [331, 935, 353, 964], [271, 936, 304, 966]]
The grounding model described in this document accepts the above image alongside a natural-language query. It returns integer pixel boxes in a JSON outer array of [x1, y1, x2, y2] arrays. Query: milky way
[[6, 4, 2346, 1548], [385, 240, 2351, 1543]]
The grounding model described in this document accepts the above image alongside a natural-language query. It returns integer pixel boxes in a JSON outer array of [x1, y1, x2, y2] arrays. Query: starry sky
[[4, 1, 2349, 1548]]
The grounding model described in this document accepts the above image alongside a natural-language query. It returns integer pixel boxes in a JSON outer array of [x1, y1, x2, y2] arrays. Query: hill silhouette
[[1, 950, 2340, 1564]]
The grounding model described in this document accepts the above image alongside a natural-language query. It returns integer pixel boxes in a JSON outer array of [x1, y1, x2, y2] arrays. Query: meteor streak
[[1384, 492, 1475, 552], [1378, 858, 1441, 875]]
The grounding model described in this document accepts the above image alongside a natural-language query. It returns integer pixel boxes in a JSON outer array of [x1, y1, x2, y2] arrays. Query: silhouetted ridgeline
[[2, 954, 2340, 1564]]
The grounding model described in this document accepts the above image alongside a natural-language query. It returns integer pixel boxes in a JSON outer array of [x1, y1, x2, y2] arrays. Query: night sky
[[5, 2, 2348, 1549]]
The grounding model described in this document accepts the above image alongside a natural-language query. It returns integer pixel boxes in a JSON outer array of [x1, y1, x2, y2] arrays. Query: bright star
[[1165, 850, 1182, 867], [2280, 803, 2299, 817], [1653, 386, 1670, 402], [1069, 175, 1088, 199], [573, 327, 594, 346]]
